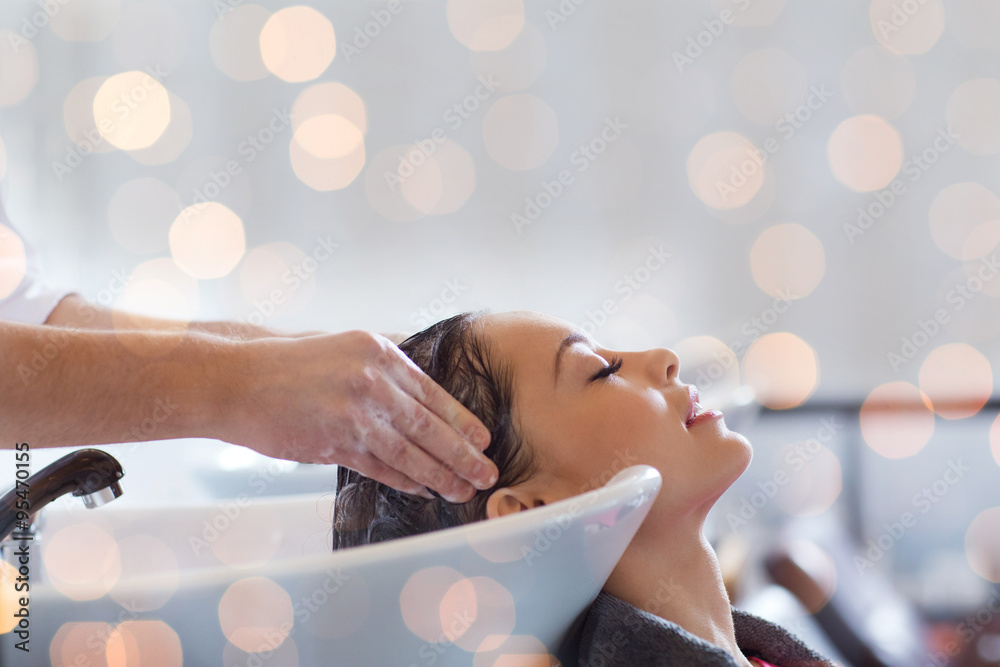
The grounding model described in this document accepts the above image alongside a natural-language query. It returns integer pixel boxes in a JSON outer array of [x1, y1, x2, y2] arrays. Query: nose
[[644, 347, 679, 385]]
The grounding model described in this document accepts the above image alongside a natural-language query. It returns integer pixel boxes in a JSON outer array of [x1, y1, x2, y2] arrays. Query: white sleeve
[[0, 185, 73, 325]]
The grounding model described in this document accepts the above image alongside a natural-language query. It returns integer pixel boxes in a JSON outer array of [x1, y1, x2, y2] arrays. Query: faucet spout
[[0, 448, 125, 541]]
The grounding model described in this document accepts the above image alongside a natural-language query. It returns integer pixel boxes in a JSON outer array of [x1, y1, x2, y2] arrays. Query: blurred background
[[1, 0, 999, 665]]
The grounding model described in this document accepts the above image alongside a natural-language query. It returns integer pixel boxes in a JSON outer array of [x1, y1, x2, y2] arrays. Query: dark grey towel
[[577, 591, 836, 666]]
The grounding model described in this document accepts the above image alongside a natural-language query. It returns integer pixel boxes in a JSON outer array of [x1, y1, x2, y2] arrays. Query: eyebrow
[[554, 332, 590, 386]]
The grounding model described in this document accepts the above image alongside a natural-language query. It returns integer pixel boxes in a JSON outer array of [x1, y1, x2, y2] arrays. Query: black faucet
[[0, 448, 124, 542]]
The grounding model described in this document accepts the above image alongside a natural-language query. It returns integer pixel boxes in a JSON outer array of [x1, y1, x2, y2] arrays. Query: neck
[[603, 511, 754, 667]]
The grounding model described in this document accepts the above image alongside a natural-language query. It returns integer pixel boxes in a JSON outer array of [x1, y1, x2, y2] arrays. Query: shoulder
[[732, 608, 835, 667], [576, 592, 741, 666], [575, 591, 835, 667]]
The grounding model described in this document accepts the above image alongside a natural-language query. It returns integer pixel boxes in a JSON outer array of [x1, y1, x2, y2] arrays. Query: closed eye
[[590, 356, 623, 382]]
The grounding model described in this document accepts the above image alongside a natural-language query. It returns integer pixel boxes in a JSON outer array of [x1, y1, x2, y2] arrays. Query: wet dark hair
[[332, 311, 536, 549]]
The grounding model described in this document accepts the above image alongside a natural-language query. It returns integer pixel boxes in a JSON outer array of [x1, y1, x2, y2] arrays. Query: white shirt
[[0, 182, 72, 325]]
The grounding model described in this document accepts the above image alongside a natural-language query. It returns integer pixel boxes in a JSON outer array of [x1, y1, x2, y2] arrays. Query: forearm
[[0, 319, 241, 448], [45, 293, 296, 340]]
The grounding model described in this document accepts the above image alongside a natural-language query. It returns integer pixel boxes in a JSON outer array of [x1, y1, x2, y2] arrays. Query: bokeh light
[[93, 71, 172, 150], [774, 441, 843, 517], [399, 140, 477, 215], [840, 45, 916, 119], [108, 177, 181, 255], [965, 507, 1000, 583], [440, 577, 516, 652], [294, 115, 363, 160], [260, 6, 336, 83], [292, 82, 367, 136], [673, 335, 741, 406], [366, 144, 429, 223], [946, 79, 1000, 156], [860, 381, 935, 459], [749, 223, 826, 300], [0, 224, 27, 299], [288, 83, 368, 191], [43, 522, 121, 601], [742, 332, 819, 409], [827, 115, 903, 192], [106, 620, 182, 667], [447, 0, 525, 51], [918, 343, 993, 419], [114, 257, 200, 324], [128, 91, 193, 166], [400, 566, 465, 643], [472, 634, 555, 667], [470, 22, 546, 91], [731, 48, 807, 126], [51, 622, 115, 666], [112, 257, 200, 357], [240, 242, 318, 319], [482, 94, 559, 171], [219, 577, 294, 653], [63, 77, 116, 155], [210, 4, 272, 81], [223, 637, 299, 666], [0, 560, 20, 634], [0, 31, 39, 107], [929, 182, 1000, 261], [290, 138, 366, 192], [869, 0, 946, 55], [109, 535, 179, 612], [687, 131, 766, 210], [49, 0, 120, 41], [169, 202, 247, 279]]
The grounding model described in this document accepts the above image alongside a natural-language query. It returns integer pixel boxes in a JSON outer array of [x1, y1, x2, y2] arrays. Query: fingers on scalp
[[355, 454, 428, 496], [383, 380, 486, 478], [391, 353, 485, 446], [368, 417, 467, 498]]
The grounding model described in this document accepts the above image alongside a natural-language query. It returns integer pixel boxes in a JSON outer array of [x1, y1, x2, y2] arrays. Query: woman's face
[[480, 311, 752, 525]]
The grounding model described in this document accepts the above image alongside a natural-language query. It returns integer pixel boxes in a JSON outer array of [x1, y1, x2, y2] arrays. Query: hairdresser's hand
[[219, 330, 497, 502]]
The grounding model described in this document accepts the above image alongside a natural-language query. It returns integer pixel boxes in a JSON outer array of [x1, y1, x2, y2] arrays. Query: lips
[[685, 385, 723, 428]]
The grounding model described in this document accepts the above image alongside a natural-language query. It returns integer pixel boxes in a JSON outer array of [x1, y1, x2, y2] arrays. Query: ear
[[485, 486, 544, 520]]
